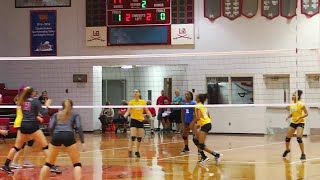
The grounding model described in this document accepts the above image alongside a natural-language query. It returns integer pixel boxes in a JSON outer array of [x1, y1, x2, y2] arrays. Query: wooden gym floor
[[0, 133, 319, 180]]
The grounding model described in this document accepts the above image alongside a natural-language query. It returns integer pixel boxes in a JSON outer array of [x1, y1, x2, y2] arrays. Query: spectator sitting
[[162, 99, 172, 132], [156, 90, 171, 131], [38, 91, 48, 105], [99, 102, 114, 133], [114, 100, 128, 133], [34, 90, 39, 98]]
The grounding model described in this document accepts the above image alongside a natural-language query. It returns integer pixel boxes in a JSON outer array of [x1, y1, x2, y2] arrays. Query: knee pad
[[199, 144, 205, 150], [285, 137, 291, 142], [14, 146, 20, 152], [42, 145, 49, 150], [297, 137, 303, 143], [192, 138, 199, 146], [131, 136, 136, 141], [73, 163, 82, 167], [182, 136, 187, 140], [137, 137, 142, 142], [27, 140, 34, 147], [45, 162, 54, 168]]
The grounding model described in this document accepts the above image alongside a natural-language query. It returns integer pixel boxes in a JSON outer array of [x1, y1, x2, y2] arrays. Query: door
[[104, 80, 126, 105]]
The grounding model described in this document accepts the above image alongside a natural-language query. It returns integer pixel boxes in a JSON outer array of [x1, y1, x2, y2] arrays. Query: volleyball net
[[0, 49, 320, 135]]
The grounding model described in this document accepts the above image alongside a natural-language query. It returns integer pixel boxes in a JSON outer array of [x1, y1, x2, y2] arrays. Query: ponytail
[[58, 99, 73, 123], [188, 91, 193, 101], [297, 90, 303, 100], [17, 87, 33, 106]]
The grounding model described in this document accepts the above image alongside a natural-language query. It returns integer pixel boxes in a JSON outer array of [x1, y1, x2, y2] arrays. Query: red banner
[[204, 0, 221, 21], [301, 0, 319, 17], [280, 0, 297, 19], [261, 0, 279, 19], [223, 0, 242, 20], [242, 0, 258, 18]]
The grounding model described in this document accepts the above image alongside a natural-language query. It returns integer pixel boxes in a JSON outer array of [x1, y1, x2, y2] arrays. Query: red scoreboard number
[[107, 0, 171, 26], [108, 9, 170, 25]]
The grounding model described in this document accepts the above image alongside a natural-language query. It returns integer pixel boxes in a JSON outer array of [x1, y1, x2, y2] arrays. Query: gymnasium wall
[[0, 0, 320, 133]]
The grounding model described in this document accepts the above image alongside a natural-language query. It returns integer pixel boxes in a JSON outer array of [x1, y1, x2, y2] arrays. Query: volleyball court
[[0, 49, 320, 179]]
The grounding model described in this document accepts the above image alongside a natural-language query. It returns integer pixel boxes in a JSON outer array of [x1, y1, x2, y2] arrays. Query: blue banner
[[30, 10, 57, 56]]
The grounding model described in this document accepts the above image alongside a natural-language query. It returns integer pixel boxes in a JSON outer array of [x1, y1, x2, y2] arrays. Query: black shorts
[[130, 119, 144, 128], [51, 131, 76, 147], [170, 110, 182, 123], [113, 116, 127, 124], [290, 123, 305, 129], [200, 123, 212, 133], [20, 121, 40, 134]]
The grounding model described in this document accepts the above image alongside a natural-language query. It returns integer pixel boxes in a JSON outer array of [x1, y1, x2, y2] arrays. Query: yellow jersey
[[290, 101, 305, 124], [196, 102, 211, 127], [129, 99, 146, 122], [14, 107, 23, 128]]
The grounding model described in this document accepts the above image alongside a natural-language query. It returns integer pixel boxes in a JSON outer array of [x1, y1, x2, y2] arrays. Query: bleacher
[[0, 83, 18, 137]]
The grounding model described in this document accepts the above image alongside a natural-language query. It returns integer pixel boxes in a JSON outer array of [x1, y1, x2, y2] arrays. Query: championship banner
[[242, 0, 258, 18], [86, 27, 107, 47], [30, 10, 57, 56], [301, 0, 319, 17], [171, 24, 195, 45], [204, 0, 221, 21], [223, 0, 241, 20], [262, 0, 279, 19], [280, 0, 297, 18]]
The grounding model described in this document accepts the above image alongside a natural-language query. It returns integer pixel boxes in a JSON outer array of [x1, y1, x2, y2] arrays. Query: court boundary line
[[79, 140, 185, 154], [0, 140, 186, 158], [290, 157, 320, 164], [158, 142, 284, 160]]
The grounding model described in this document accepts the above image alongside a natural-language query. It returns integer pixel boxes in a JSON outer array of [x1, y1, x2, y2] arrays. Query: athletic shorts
[[130, 119, 144, 129], [20, 121, 40, 134], [290, 123, 304, 129], [170, 110, 182, 123], [51, 131, 76, 147], [200, 123, 212, 133]]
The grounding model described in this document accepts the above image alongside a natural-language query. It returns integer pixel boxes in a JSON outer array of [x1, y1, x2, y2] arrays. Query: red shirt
[[118, 108, 127, 116], [156, 96, 171, 111], [144, 108, 156, 117]]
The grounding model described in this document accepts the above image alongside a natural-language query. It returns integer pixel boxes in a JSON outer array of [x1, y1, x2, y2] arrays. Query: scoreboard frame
[[106, 0, 172, 45]]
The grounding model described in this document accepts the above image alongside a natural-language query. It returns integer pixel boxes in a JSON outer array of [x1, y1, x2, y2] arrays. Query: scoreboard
[[107, 0, 171, 45], [107, 0, 171, 26], [86, 0, 194, 46], [108, 9, 171, 26]]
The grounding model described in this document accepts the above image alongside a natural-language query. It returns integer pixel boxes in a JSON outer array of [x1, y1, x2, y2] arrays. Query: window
[[207, 77, 253, 104], [207, 77, 229, 104], [231, 77, 253, 104]]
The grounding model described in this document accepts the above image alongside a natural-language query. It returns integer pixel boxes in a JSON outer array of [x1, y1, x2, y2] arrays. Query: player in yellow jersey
[[283, 90, 308, 160], [124, 89, 153, 158], [190, 94, 222, 164]]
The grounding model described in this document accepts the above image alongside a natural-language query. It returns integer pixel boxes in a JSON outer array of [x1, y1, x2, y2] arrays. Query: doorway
[[102, 80, 126, 105]]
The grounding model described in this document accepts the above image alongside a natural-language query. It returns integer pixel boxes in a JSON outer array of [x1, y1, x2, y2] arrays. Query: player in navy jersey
[[1, 87, 61, 174], [181, 91, 197, 153]]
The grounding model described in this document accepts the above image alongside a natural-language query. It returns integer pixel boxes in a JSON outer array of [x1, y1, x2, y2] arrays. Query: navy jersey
[[50, 112, 84, 143], [182, 101, 196, 124], [22, 98, 48, 122]]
